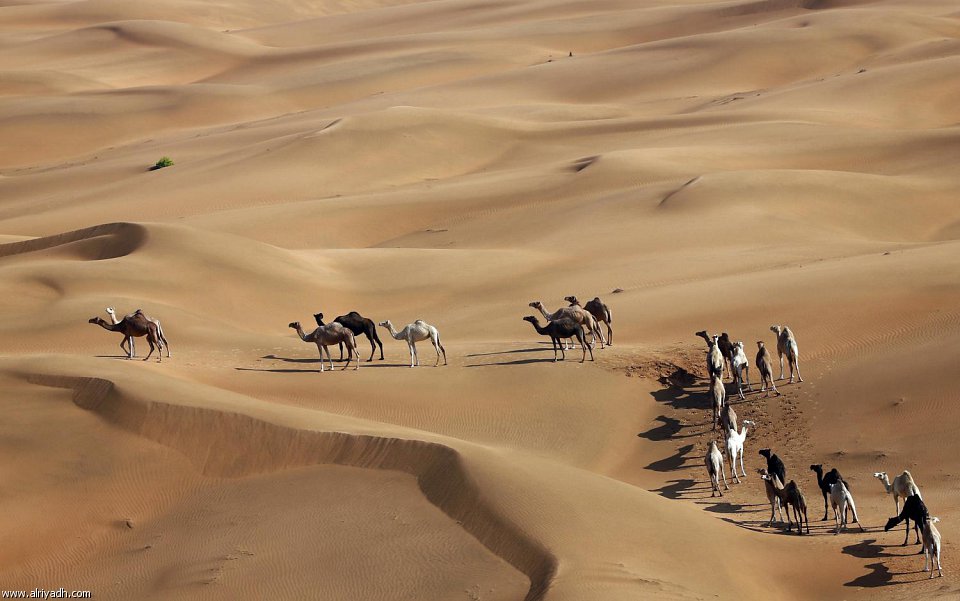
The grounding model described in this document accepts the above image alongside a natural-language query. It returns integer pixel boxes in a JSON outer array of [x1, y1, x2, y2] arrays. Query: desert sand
[[1, 0, 959, 599]]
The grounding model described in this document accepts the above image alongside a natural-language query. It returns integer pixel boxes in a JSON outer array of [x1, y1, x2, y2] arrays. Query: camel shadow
[[650, 382, 703, 412], [464, 347, 550, 358], [645, 444, 695, 472], [465, 357, 572, 367], [638, 415, 687, 441], [703, 501, 764, 514], [262, 354, 318, 364], [652, 478, 698, 499]]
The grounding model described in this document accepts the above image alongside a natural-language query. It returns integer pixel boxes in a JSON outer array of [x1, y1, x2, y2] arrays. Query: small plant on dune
[[150, 156, 174, 171]]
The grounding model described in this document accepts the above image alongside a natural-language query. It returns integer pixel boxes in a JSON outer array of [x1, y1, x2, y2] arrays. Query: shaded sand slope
[[0, 356, 851, 600], [1, 0, 960, 599]]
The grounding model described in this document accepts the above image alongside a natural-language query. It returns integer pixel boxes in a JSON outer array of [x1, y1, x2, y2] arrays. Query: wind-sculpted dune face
[[2, 0, 960, 598]]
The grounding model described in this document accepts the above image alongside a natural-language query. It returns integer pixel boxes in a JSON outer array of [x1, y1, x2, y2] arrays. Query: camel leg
[[738, 450, 746, 478], [142, 336, 156, 362], [551, 337, 559, 362], [822, 492, 830, 521], [794, 357, 803, 383], [585, 333, 594, 362], [338, 342, 344, 361], [606, 322, 613, 346], [777, 352, 785, 380], [904, 517, 911, 546], [730, 453, 739, 484], [720, 462, 729, 491], [120, 338, 131, 359], [407, 342, 416, 368], [744, 366, 752, 391], [366, 334, 376, 362], [341, 343, 352, 371]]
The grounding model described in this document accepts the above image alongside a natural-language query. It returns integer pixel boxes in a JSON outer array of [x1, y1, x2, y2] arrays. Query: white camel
[[725, 420, 754, 483], [830, 480, 864, 534], [706, 440, 728, 497], [528, 301, 603, 349], [378, 319, 447, 368], [106, 307, 170, 358], [730, 341, 751, 399], [873, 470, 922, 514], [770, 325, 802, 382], [923, 517, 943, 578]]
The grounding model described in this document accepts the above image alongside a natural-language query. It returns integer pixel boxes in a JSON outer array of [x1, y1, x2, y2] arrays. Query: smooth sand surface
[[1, 1, 959, 599]]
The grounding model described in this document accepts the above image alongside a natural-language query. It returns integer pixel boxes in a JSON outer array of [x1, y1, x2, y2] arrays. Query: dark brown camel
[[315, 312, 384, 362], [89, 315, 163, 362], [522, 316, 594, 363], [811, 464, 852, 521], [565, 295, 613, 345]]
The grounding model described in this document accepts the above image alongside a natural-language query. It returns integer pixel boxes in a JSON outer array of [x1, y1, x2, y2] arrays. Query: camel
[[695, 330, 732, 380], [755, 341, 780, 396], [89, 315, 162, 362], [758, 468, 785, 526], [379, 319, 447, 368], [565, 295, 612, 345], [759, 448, 786, 487], [873, 470, 922, 514], [730, 341, 751, 399], [314, 312, 384, 362], [522, 316, 593, 363], [529, 301, 603, 349], [106, 307, 169, 359], [884, 494, 927, 547], [720, 403, 738, 438], [770, 325, 803, 383], [710, 373, 725, 432], [922, 517, 943, 578], [830, 480, 864, 534], [707, 335, 724, 382], [725, 420, 754, 483], [288, 321, 359, 371], [761, 472, 810, 534], [811, 464, 852, 521], [706, 440, 728, 497]]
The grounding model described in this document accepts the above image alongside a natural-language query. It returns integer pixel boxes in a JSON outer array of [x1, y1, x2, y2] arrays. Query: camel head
[[288, 322, 301, 330], [105, 307, 116, 315], [756, 340, 765, 349], [528, 301, 543, 309], [770, 325, 782, 335], [88, 317, 101, 324], [734, 341, 744, 352], [313, 313, 325, 326], [883, 517, 899, 532], [810, 464, 823, 473], [522, 315, 539, 325], [758, 448, 772, 459], [873, 471, 887, 481], [377, 320, 392, 329], [564, 295, 580, 305], [757, 468, 769, 476]]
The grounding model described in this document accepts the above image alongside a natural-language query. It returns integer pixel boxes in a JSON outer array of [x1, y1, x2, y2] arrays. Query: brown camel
[[88, 315, 162, 362], [289, 321, 359, 371], [529, 300, 603, 349], [565, 295, 613, 345]]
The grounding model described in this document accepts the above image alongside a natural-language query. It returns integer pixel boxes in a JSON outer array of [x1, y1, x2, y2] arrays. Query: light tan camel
[[89, 315, 162, 362], [528, 301, 603, 349], [564, 295, 612, 345], [289, 321, 359, 371], [706, 440, 728, 497], [761, 472, 810, 534], [378, 319, 447, 368], [756, 341, 780, 396], [770, 325, 803, 383]]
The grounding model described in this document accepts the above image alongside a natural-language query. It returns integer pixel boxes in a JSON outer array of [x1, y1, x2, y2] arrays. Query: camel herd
[[85, 303, 943, 579], [700, 326, 943, 578]]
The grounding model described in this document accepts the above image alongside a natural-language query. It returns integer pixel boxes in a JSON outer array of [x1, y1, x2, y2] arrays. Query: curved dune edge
[[18, 371, 555, 601], [0, 222, 147, 261]]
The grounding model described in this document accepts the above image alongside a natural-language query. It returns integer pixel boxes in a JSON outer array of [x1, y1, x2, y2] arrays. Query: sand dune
[[2, 0, 960, 599]]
